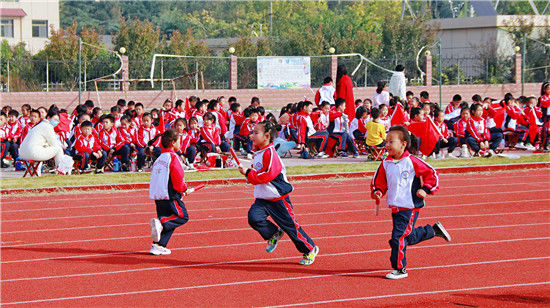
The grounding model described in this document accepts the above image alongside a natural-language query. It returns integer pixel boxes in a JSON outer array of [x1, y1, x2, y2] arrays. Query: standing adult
[[373, 81, 390, 108], [388, 65, 407, 100], [335, 64, 355, 122]]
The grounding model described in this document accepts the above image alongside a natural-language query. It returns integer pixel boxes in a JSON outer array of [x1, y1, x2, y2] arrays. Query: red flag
[[408, 120, 439, 156], [184, 97, 192, 120], [390, 104, 408, 126]]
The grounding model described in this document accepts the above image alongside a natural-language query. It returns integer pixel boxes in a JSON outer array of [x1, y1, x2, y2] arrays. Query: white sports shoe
[[150, 218, 163, 242], [447, 153, 458, 159], [386, 269, 408, 279], [515, 142, 527, 150], [525, 144, 536, 151], [316, 151, 329, 158], [150, 243, 171, 255], [246, 153, 253, 160]]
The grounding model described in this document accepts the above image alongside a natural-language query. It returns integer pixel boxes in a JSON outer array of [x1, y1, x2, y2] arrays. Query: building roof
[[0, 8, 27, 17]]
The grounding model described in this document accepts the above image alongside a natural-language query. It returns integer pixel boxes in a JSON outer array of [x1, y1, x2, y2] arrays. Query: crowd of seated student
[[1, 82, 548, 173]]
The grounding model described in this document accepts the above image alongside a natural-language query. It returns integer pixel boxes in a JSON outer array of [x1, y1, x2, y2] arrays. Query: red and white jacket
[[245, 143, 293, 200], [467, 116, 491, 142], [329, 110, 347, 133], [177, 130, 193, 154], [0, 125, 8, 142], [444, 103, 461, 120], [435, 120, 452, 138], [149, 148, 187, 200], [371, 150, 439, 210], [296, 111, 316, 144], [99, 127, 125, 151], [118, 126, 136, 144], [453, 118, 469, 138], [136, 126, 160, 148], [200, 124, 222, 146], [74, 134, 101, 154], [239, 118, 259, 137], [6, 120, 23, 141], [539, 94, 550, 110], [132, 114, 143, 129], [19, 115, 30, 128], [192, 110, 205, 127]]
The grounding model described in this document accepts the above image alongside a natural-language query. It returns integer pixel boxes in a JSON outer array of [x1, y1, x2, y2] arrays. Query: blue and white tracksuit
[[246, 144, 316, 254], [371, 151, 439, 270]]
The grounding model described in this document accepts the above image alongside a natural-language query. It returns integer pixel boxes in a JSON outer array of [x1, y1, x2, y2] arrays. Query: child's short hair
[[188, 116, 198, 126], [459, 101, 469, 109], [420, 91, 429, 99], [30, 109, 40, 117], [395, 65, 404, 72], [123, 109, 135, 119], [142, 112, 152, 120], [379, 103, 387, 110], [355, 106, 368, 119], [117, 99, 126, 107], [256, 106, 265, 115], [8, 110, 19, 117], [320, 101, 331, 108], [354, 99, 363, 106], [135, 102, 144, 109], [92, 107, 102, 116], [472, 94, 482, 102], [228, 96, 237, 103], [410, 107, 421, 119], [461, 107, 470, 114], [75, 104, 87, 116], [161, 129, 179, 149], [335, 98, 346, 108], [244, 107, 258, 118], [230, 102, 240, 112], [84, 100, 94, 108], [207, 99, 218, 110], [370, 107, 380, 119], [389, 125, 418, 155], [195, 100, 205, 110], [81, 120, 93, 128], [452, 94, 462, 102], [175, 99, 183, 108], [251, 97, 260, 105], [435, 109, 444, 118], [22, 104, 31, 111], [110, 106, 121, 113], [406, 91, 414, 97], [120, 115, 131, 123], [203, 112, 216, 122], [127, 100, 135, 107], [323, 76, 333, 84], [103, 114, 115, 123], [470, 103, 482, 114]]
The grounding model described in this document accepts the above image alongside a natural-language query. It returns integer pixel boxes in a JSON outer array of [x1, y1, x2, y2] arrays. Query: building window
[[32, 20, 48, 38], [1, 19, 14, 38]]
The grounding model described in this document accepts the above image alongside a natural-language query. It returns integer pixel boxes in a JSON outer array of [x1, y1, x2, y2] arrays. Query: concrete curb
[[2, 162, 548, 195]]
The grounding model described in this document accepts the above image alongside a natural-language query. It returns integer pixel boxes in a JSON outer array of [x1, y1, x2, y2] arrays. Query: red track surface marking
[[2, 168, 549, 306]]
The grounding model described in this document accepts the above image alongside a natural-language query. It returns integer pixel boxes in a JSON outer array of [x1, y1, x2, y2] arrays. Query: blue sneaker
[[266, 229, 284, 253], [353, 153, 359, 158], [339, 152, 348, 157]]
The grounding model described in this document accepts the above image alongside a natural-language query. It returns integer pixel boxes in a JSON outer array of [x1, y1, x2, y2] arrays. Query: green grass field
[[1, 153, 548, 191]]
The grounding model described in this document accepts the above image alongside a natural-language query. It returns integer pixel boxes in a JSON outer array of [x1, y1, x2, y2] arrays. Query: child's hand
[[93, 152, 100, 159], [238, 164, 246, 175], [417, 189, 427, 199], [372, 190, 382, 201], [216, 146, 221, 154]]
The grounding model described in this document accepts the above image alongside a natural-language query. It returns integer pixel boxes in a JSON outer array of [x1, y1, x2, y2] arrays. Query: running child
[[237, 120, 319, 265], [371, 125, 451, 279], [148, 129, 190, 255]]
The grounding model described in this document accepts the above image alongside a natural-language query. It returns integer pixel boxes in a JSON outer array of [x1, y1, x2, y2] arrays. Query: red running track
[[1, 168, 550, 307]]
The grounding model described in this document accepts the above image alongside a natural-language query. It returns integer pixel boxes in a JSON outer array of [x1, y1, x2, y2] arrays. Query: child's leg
[[465, 136, 480, 152], [389, 209, 434, 270], [155, 199, 189, 247], [219, 141, 230, 152], [330, 133, 345, 151], [115, 143, 131, 165], [95, 152, 106, 169], [344, 133, 358, 154], [185, 146, 197, 164], [244, 138, 253, 153], [308, 131, 329, 152], [8, 141, 19, 160], [1, 141, 10, 160], [81, 152, 90, 169], [265, 197, 316, 254], [136, 147, 146, 169], [248, 199, 279, 240]]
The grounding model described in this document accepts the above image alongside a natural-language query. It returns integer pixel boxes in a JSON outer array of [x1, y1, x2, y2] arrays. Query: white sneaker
[[525, 144, 536, 151], [149, 243, 171, 255], [246, 153, 253, 160], [386, 269, 408, 279], [447, 153, 458, 159], [149, 218, 162, 242], [515, 142, 527, 150]]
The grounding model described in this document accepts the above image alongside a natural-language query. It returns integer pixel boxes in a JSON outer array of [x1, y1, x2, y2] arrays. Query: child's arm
[[170, 154, 188, 193], [241, 148, 281, 185], [370, 163, 388, 200], [410, 156, 439, 198]]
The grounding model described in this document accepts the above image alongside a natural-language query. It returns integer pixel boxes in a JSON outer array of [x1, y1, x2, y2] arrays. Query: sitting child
[[198, 112, 230, 155], [366, 107, 386, 147], [73, 121, 105, 172], [350, 106, 369, 141], [434, 110, 458, 158]]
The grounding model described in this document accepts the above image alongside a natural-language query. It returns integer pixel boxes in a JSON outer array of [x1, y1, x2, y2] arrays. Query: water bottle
[[113, 157, 120, 172], [15, 159, 24, 171], [130, 154, 137, 172]]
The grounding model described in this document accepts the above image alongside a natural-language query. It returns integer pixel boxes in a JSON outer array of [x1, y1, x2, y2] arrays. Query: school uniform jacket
[[245, 144, 293, 200], [467, 116, 491, 142], [149, 149, 187, 200], [444, 103, 461, 120], [296, 111, 315, 144], [177, 130, 192, 154], [200, 124, 222, 145], [453, 119, 469, 138], [239, 118, 258, 137], [371, 150, 439, 209], [99, 128, 125, 151], [136, 126, 160, 148], [74, 134, 101, 154], [6, 120, 23, 141]]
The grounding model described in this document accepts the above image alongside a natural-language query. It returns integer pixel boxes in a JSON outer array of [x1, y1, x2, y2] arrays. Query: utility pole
[[269, 1, 273, 34], [522, 33, 526, 96], [438, 38, 442, 107], [78, 37, 82, 105]]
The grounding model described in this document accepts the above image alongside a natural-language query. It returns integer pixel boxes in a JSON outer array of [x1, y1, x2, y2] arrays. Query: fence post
[[229, 55, 238, 90], [6, 58, 9, 92], [514, 52, 522, 86], [121, 55, 129, 92], [46, 58, 49, 92], [330, 55, 337, 85], [425, 53, 432, 86]]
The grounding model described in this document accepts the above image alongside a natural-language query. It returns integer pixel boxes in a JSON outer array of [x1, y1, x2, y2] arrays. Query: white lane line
[[3, 189, 549, 223], [3, 180, 546, 213], [3, 198, 548, 235], [3, 256, 549, 305], [2, 210, 549, 248], [3, 222, 548, 265], [2, 236, 549, 283], [266, 281, 550, 307]]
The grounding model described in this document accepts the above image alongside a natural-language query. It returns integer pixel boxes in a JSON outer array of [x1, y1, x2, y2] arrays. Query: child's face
[[175, 121, 185, 133], [436, 112, 445, 123], [151, 111, 159, 119], [0, 116, 6, 126], [29, 112, 40, 124], [380, 106, 388, 117], [199, 104, 207, 112], [143, 117, 152, 128], [363, 101, 372, 109], [361, 112, 369, 119], [22, 107, 30, 116], [386, 131, 407, 159], [163, 102, 172, 110], [136, 106, 144, 115], [461, 110, 470, 121], [127, 105, 135, 110], [204, 118, 213, 126], [235, 106, 242, 113], [414, 111, 425, 122], [111, 111, 119, 118], [473, 106, 483, 118], [251, 125, 270, 148], [527, 98, 537, 108], [321, 105, 331, 114], [120, 120, 130, 130], [406, 94, 413, 101], [102, 119, 113, 130], [337, 104, 345, 112], [39, 109, 47, 119], [8, 115, 17, 123], [171, 137, 181, 152], [189, 121, 199, 130], [422, 105, 431, 115], [250, 113, 259, 122], [304, 105, 312, 115], [545, 86, 550, 95], [81, 126, 92, 137]]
